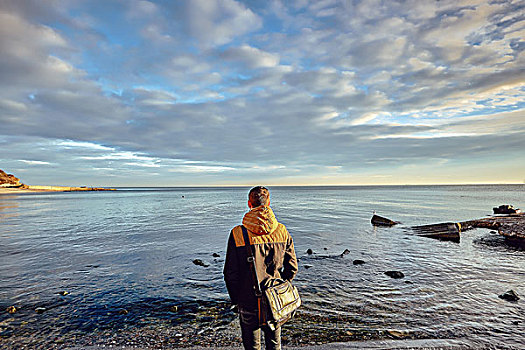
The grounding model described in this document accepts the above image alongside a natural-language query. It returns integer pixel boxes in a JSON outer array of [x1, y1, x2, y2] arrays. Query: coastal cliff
[[0, 169, 22, 187]]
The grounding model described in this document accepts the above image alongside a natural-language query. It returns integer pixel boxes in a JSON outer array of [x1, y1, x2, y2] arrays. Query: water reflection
[[0, 195, 20, 222]]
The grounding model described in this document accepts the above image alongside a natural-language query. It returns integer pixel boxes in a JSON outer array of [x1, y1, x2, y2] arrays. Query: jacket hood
[[242, 206, 278, 236]]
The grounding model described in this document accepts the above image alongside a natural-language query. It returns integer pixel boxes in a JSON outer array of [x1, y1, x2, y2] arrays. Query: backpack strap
[[241, 225, 266, 325], [241, 225, 262, 297]]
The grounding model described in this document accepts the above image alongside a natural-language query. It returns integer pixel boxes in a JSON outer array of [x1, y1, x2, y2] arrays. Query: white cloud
[[350, 112, 387, 126], [132, 87, 177, 106], [19, 160, 51, 165], [184, 0, 262, 47], [169, 165, 236, 173], [140, 24, 172, 43], [126, 0, 159, 19], [0, 0, 523, 185], [283, 68, 357, 98], [220, 45, 280, 68], [0, 99, 28, 113], [125, 162, 161, 168], [56, 141, 114, 151], [0, 12, 76, 91]]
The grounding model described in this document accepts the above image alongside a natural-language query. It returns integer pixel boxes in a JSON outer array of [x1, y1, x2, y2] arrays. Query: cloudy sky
[[1, 0, 524, 186]]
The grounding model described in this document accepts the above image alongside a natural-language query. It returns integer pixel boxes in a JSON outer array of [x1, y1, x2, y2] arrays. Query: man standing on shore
[[224, 186, 298, 350]]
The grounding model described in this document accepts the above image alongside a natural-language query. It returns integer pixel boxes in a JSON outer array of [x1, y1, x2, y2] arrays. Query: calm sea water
[[1, 185, 524, 348]]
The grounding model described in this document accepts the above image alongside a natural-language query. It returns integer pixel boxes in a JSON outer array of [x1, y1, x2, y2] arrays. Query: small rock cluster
[[303, 248, 409, 280], [192, 253, 221, 268]]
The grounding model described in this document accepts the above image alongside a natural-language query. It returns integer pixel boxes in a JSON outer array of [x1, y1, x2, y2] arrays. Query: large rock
[[0, 169, 22, 187], [498, 290, 520, 302]]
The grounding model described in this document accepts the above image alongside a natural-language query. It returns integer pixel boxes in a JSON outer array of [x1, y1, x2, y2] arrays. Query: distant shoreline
[[0, 186, 116, 195]]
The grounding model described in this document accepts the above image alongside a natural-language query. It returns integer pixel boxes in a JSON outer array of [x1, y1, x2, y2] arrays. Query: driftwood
[[371, 210, 525, 246], [371, 213, 461, 242], [411, 222, 461, 243]]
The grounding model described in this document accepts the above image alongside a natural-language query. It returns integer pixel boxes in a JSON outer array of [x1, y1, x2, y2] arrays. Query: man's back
[[223, 186, 298, 350], [224, 205, 298, 310]]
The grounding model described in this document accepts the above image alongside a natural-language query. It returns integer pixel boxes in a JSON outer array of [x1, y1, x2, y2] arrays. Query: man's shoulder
[[229, 223, 290, 247], [275, 223, 291, 240], [252, 223, 290, 245], [277, 222, 289, 233], [231, 224, 245, 236], [230, 225, 245, 247]]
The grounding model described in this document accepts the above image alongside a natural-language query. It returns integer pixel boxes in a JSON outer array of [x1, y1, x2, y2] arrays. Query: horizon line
[[104, 182, 525, 188]]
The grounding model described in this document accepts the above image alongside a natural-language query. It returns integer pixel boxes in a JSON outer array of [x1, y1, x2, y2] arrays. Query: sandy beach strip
[[0, 187, 59, 194], [0, 186, 116, 195]]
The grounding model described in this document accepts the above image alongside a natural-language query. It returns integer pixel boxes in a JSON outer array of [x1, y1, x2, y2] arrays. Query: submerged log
[[411, 222, 461, 243], [371, 214, 400, 227]]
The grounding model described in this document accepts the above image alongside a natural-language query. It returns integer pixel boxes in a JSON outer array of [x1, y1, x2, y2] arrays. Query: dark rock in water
[[340, 249, 350, 257], [35, 307, 46, 314], [118, 309, 129, 315], [385, 271, 405, 279], [193, 259, 209, 267], [499, 290, 520, 302], [306, 249, 313, 255], [371, 214, 399, 227], [353, 259, 365, 265], [7, 306, 17, 314], [493, 204, 521, 215], [169, 305, 178, 312], [212, 253, 220, 258], [405, 280, 414, 284], [324, 247, 328, 250], [303, 264, 313, 269]]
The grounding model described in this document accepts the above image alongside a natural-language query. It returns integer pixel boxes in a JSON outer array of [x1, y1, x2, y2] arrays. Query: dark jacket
[[223, 205, 298, 309]]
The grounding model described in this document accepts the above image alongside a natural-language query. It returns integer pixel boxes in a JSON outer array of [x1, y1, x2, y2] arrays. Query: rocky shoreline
[[0, 300, 469, 349]]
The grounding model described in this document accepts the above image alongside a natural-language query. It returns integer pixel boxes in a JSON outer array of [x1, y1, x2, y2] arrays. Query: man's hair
[[248, 186, 270, 207]]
